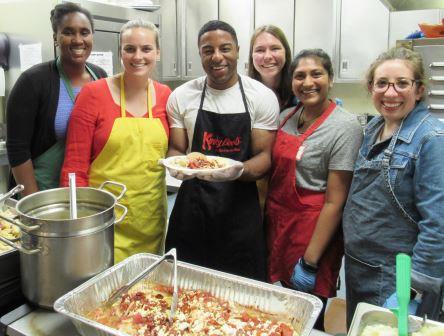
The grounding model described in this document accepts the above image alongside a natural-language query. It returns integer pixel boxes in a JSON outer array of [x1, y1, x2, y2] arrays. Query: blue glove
[[334, 98, 344, 107], [383, 292, 420, 315], [290, 258, 317, 293]]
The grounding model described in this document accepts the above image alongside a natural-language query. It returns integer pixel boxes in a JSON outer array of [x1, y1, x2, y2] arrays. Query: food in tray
[[0, 210, 20, 252], [174, 152, 227, 170], [87, 281, 298, 336], [361, 323, 444, 336]]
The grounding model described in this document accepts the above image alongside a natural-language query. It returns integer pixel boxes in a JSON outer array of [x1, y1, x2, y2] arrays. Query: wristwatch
[[300, 257, 319, 274]]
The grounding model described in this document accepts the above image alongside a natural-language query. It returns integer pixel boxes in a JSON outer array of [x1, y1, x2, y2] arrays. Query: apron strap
[[237, 76, 250, 116], [85, 64, 99, 81], [198, 79, 207, 111], [56, 57, 99, 103], [280, 101, 336, 143], [381, 121, 417, 226], [120, 74, 153, 119], [279, 102, 303, 129], [301, 100, 336, 141], [147, 80, 153, 119]]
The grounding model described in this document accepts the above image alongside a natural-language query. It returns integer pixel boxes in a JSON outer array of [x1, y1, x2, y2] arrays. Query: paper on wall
[[87, 51, 113, 76], [19, 43, 42, 72]]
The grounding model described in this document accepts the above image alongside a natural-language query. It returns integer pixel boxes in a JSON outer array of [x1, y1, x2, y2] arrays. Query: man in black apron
[[165, 20, 279, 281]]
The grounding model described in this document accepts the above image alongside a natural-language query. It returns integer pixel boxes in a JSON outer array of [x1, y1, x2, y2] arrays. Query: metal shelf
[[131, 4, 160, 11]]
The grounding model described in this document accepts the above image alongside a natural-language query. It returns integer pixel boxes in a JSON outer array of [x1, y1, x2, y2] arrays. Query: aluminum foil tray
[[54, 253, 323, 336], [348, 302, 444, 336]]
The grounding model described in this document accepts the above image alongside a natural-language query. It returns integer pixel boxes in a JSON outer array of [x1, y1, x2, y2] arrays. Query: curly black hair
[[50, 2, 94, 33]]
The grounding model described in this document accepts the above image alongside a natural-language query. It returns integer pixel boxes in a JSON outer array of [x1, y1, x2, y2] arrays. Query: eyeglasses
[[371, 78, 418, 93]]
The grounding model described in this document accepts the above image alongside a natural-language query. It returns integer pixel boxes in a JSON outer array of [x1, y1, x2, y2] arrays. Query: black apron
[[166, 77, 266, 281]]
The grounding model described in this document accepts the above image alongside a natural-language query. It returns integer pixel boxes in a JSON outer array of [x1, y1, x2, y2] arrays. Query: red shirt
[[61, 78, 171, 187]]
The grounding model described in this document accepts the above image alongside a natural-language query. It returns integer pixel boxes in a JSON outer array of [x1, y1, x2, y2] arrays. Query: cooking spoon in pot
[[106, 248, 178, 322], [68, 173, 77, 219]]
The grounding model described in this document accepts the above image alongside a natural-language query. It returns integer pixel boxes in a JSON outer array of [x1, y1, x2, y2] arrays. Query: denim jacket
[[362, 103, 444, 279]]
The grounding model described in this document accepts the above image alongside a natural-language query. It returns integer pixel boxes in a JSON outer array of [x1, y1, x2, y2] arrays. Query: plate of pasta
[[161, 152, 240, 175]]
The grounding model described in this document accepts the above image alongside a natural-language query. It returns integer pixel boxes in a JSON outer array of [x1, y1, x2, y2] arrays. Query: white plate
[[162, 155, 239, 175]]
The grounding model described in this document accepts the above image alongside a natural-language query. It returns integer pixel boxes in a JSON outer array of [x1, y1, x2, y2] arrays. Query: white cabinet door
[[254, 0, 295, 53], [389, 9, 441, 48], [293, 0, 337, 59], [338, 0, 389, 81], [160, 0, 180, 79], [183, 0, 218, 79], [219, 0, 254, 75]]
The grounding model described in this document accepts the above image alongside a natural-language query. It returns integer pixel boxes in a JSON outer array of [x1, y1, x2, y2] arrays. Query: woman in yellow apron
[[61, 19, 171, 262], [6, 3, 107, 197]]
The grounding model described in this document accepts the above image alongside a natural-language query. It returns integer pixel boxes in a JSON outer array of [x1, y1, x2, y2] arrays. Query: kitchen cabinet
[[389, 9, 442, 48], [337, 0, 389, 81], [219, 0, 254, 75], [254, 0, 295, 53], [293, 0, 337, 59], [159, 0, 217, 81], [183, 0, 218, 79], [160, 0, 180, 79]]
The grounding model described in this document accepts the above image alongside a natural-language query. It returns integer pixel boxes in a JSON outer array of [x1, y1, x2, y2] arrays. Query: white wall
[[331, 83, 377, 116]]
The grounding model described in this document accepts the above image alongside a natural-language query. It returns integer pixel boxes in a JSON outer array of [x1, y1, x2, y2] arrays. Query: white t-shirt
[[167, 75, 279, 151]]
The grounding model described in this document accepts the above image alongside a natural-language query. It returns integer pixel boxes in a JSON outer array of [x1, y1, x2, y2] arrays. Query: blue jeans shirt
[[343, 103, 444, 321], [361, 103, 444, 277]]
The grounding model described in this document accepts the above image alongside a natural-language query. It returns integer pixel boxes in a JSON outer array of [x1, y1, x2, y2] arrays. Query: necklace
[[298, 110, 320, 129]]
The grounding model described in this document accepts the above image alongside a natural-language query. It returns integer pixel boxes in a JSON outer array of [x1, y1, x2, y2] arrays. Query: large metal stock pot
[[0, 181, 127, 309]]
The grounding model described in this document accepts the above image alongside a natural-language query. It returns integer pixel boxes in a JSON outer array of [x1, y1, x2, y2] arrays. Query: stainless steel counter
[[2, 306, 331, 336], [0, 147, 8, 167]]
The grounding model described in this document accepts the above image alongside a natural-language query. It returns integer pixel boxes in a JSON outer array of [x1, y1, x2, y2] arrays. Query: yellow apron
[[89, 75, 168, 263]]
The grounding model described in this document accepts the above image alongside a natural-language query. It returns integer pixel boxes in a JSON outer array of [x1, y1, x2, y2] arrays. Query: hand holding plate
[[198, 161, 244, 182], [158, 159, 196, 181]]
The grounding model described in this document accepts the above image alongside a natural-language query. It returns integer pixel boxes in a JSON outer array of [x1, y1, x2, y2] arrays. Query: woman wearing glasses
[[343, 47, 444, 325]]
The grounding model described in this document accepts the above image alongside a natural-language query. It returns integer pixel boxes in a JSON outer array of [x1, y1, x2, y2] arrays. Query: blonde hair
[[120, 19, 159, 49]]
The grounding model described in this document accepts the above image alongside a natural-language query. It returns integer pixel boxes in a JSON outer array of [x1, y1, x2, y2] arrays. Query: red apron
[[266, 101, 344, 298]]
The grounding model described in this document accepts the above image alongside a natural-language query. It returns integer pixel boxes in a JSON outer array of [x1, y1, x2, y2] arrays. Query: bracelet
[[300, 257, 319, 274]]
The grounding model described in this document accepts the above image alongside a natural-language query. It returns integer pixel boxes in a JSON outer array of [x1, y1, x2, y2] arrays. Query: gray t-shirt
[[280, 104, 363, 191]]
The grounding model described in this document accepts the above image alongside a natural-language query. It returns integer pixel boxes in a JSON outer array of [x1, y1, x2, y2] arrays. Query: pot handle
[[0, 184, 24, 204], [4, 197, 18, 209], [99, 181, 127, 200], [114, 203, 128, 225], [0, 236, 39, 254], [0, 213, 40, 232]]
